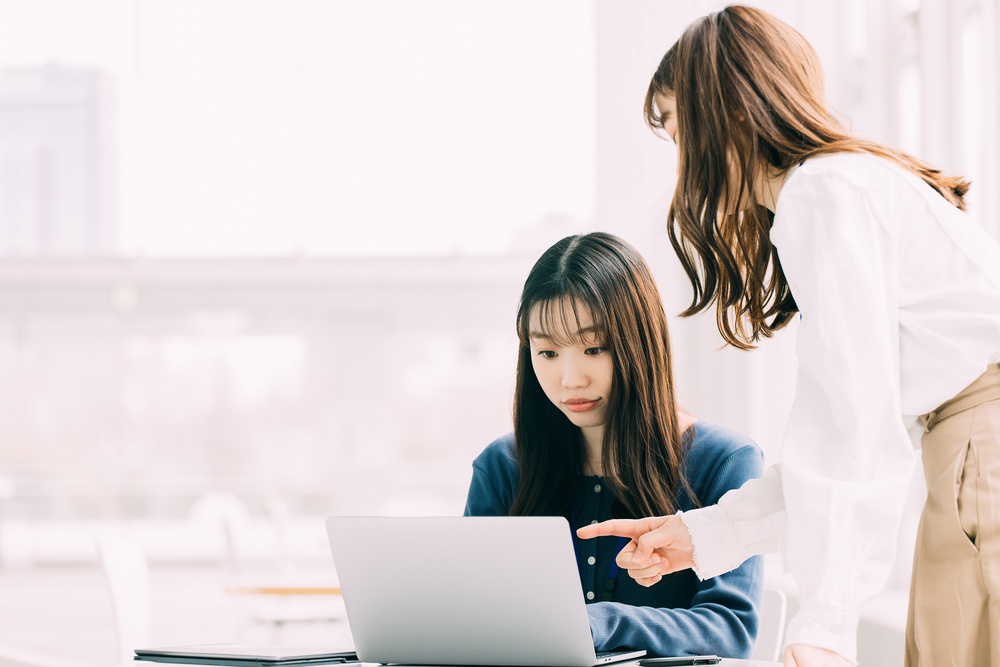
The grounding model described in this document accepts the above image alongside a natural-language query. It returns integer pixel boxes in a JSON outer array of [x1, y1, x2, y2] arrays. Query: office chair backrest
[[751, 586, 788, 662]]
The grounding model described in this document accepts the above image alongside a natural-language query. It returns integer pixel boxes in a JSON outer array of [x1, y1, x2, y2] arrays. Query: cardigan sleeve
[[587, 443, 765, 658], [464, 461, 507, 516], [463, 434, 517, 516]]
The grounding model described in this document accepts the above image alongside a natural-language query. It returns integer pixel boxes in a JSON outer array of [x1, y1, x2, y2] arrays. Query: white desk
[[374, 662, 782, 667], [361, 662, 781, 667], [129, 660, 782, 667]]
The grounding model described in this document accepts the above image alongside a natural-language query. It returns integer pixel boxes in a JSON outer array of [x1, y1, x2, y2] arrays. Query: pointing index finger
[[576, 518, 645, 541]]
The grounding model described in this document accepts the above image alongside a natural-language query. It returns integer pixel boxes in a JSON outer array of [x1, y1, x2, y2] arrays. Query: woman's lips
[[564, 398, 601, 413]]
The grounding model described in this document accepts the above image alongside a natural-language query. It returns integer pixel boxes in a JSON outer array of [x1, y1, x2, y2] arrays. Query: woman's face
[[655, 88, 757, 214], [527, 298, 613, 437], [653, 91, 679, 144]]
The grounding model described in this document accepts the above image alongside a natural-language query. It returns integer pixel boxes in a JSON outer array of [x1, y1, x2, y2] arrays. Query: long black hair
[[510, 232, 693, 520]]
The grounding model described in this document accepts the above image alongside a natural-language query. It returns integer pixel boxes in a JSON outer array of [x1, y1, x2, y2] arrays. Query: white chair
[[97, 532, 152, 664], [190, 492, 345, 641], [189, 491, 253, 575], [752, 586, 789, 662]]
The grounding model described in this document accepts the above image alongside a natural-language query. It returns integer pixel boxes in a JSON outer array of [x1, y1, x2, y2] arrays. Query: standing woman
[[580, 5, 1000, 667], [465, 232, 765, 658]]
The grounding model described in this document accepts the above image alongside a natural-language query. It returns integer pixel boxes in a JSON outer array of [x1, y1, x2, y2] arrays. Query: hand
[[575, 515, 695, 586], [783, 644, 853, 667]]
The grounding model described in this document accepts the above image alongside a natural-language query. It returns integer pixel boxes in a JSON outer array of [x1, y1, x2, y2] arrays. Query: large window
[[1, 0, 997, 529], [0, 1, 597, 523], [0, 0, 597, 257]]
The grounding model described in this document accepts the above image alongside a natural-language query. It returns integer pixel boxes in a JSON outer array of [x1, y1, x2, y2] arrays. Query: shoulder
[[781, 153, 934, 211], [789, 153, 901, 186], [685, 421, 762, 467], [773, 153, 923, 250], [471, 432, 517, 475], [682, 421, 764, 505], [466, 433, 518, 516]]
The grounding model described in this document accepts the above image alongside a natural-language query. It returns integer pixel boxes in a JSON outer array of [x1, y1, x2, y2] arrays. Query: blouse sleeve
[[679, 465, 787, 578], [587, 445, 765, 658], [674, 167, 918, 663], [763, 168, 916, 661]]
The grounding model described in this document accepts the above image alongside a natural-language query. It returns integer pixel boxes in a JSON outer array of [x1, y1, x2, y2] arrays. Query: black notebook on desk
[[134, 644, 358, 667]]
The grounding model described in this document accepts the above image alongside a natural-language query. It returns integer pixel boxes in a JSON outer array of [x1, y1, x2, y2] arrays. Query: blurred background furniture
[[97, 532, 152, 664], [190, 492, 346, 642], [751, 586, 788, 663]]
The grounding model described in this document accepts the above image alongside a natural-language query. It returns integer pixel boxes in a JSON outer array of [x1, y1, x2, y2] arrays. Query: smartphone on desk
[[637, 657, 721, 666]]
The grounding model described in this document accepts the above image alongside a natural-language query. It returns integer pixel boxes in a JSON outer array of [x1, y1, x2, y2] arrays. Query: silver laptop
[[325, 516, 646, 667]]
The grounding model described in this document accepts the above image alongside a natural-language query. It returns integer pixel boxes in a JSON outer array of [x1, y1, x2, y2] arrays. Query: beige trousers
[[906, 364, 1000, 667]]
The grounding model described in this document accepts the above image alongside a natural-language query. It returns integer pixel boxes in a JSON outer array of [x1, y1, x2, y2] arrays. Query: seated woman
[[464, 232, 764, 658]]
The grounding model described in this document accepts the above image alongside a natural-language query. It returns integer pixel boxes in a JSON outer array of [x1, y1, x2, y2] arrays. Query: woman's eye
[[537, 350, 557, 359], [585, 347, 605, 356]]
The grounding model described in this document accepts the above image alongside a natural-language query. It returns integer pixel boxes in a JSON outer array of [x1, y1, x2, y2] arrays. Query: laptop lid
[[325, 516, 643, 667], [134, 644, 357, 663]]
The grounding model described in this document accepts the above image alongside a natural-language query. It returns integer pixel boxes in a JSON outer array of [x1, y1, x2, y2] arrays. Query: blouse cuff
[[678, 505, 743, 580], [678, 466, 786, 580]]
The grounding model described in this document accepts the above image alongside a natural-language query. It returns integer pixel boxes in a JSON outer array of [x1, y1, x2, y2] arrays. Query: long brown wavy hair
[[644, 5, 970, 349], [509, 233, 693, 520]]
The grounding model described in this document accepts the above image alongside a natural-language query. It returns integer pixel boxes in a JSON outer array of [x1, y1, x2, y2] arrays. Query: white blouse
[[679, 153, 1000, 663]]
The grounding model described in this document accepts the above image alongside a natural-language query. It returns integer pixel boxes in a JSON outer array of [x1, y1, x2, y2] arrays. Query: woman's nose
[[561, 357, 589, 388]]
